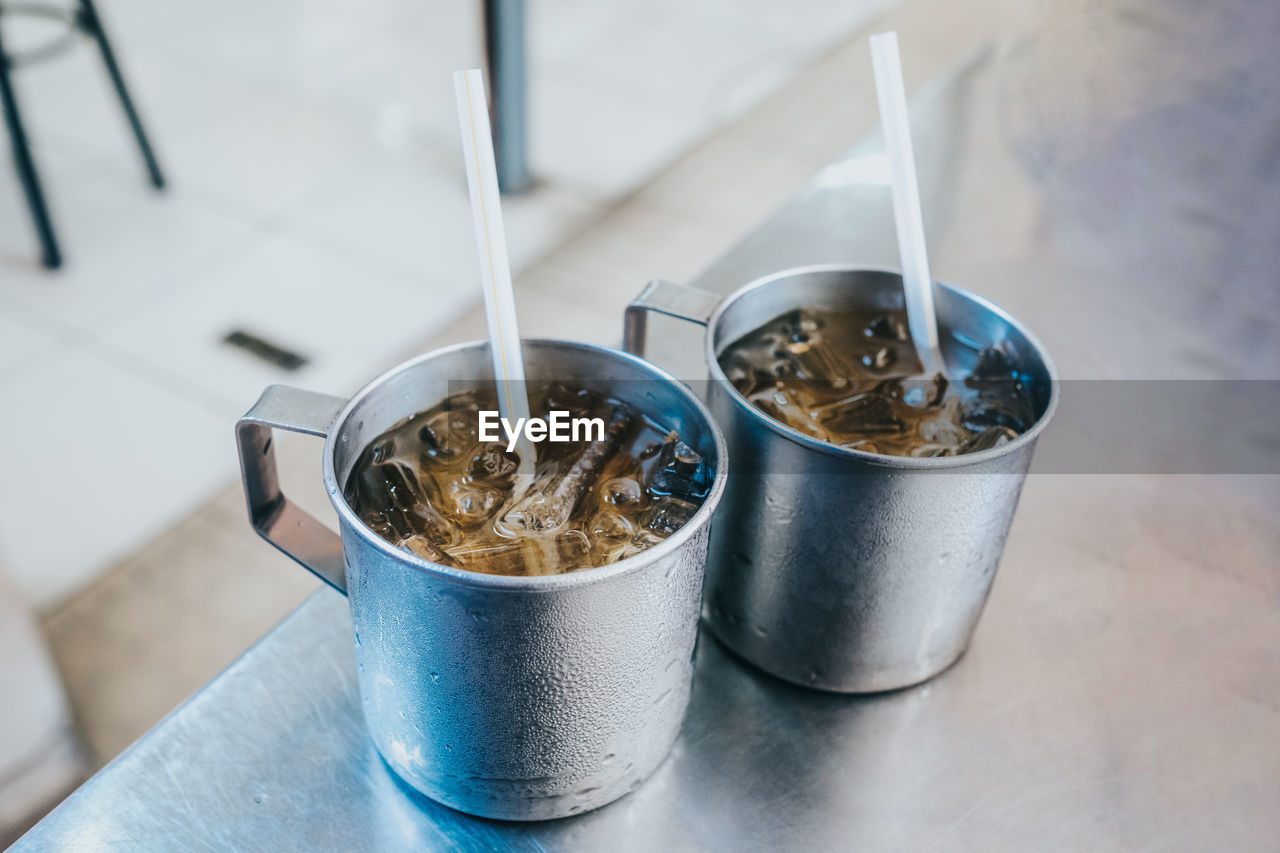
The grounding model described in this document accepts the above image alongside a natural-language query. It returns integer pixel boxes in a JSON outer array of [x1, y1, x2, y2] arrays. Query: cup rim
[[701, 263, 1061, 469], [321, 338, 729, 591]]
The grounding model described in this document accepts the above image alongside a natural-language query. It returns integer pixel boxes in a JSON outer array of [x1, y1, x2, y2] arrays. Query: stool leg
[[77, 0, 165, 189], [0, 38, 62, 269]]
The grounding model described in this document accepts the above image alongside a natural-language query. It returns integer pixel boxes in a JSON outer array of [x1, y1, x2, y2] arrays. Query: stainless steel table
[[15, 5, 1279, 849]]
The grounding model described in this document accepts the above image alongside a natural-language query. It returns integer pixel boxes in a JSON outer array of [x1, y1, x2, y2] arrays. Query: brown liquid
[[719, 307, 1037, 456], [343, 383, 711, 576]]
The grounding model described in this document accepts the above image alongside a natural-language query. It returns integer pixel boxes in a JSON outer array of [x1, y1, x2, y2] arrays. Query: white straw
[[869, 32, 945, 377], [453, 69, 537, 477]]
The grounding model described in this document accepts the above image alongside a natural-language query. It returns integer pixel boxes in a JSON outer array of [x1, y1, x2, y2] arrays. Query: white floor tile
[[298, 3, 485, 150], [538, 5, 785, 121], [156, 88, 379, 218], [77, 0, 262, 62], [0, 147, 92, 268], [530, 0, 627, 58], [530, 66, 705, 201], [14, 46, 277, 173], [0, 303, 64, 384], [104, 0, 386, 90], [287, 152, 601, 283], [0, 347, 230, 606], [162, 3, 370, 87], [534, 0, 898, 133], [96, 230, 476, 423], [0, 164, 258, 331]]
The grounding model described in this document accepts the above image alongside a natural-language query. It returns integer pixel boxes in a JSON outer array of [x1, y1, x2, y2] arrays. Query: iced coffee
[[719, 306, 1037, 456], [344, 383, 711, 576]]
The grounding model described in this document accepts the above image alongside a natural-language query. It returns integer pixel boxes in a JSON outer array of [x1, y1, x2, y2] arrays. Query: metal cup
[[624, 266, 1058, 693], [235, 340, 727, 820]]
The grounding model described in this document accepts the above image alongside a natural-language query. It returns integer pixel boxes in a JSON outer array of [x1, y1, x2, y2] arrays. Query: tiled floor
[[20, 0, 1018, 781], [0, 0, 894, 607]]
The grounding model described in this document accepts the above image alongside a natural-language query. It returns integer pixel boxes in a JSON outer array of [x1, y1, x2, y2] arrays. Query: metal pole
[[483, 0, 530, 194]]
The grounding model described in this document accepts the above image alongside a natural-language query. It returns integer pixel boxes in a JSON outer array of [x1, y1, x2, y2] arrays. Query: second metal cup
[[625, 265, 1058, 693]]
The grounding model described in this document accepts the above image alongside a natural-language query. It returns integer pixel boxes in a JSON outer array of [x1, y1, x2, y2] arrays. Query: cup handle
[[236, 385, 349, 595], [623, 279, 721, 358]]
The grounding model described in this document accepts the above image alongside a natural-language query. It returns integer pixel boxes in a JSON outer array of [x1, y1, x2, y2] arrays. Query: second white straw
[[869, 31, 945, 377], [453, 68, 537, 480]]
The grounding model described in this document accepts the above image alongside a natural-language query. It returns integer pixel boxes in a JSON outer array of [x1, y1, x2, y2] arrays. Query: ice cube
[[907, 443, 954, 458], [864, 313, 909, 341], [418, 409, 479, 461], [750, 310, 852, 388], [787, 309, 823, 336], [503, 405, 634, 533], [602, 477, 643, 506], [443, 480, 501, 527], [621, 528, 666, 560], [781, 315, 819, 355], [589, 507, 635, 546], [791, 341, 852, 388], [959, 425, 1019, 453], [747, 386, 826, 439], [721, 331, 790, 393], [900, 374, 947, 408], [555, 529, 592, 566], [363, 513, 398, 542], [961, 346, 1034, 426], [961, 393, 1035, 434], [400, 535, 460, 567], [467, 445, 519, 483], [645, 433, 710, 500], [965, 344, 1019, 386], [860, 346, 896, 372], [722, 354, 756, 391], [350, 461, 458, 545], [443, 537, 526, 573], [369, 438, 395, 464], [919, 397, 965, 446], [814, 392, 903, 435], [501, 493, 567, 532], [544, 383, 599, 418], [455, 529, 596, 575], [642, 497, 699, 536]]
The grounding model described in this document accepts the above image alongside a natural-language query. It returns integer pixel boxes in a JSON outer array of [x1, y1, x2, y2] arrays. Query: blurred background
[[4, 0, 1276, 844]]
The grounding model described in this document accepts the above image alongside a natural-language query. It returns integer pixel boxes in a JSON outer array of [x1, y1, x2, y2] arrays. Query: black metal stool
[[0, 0, 164, 269]]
